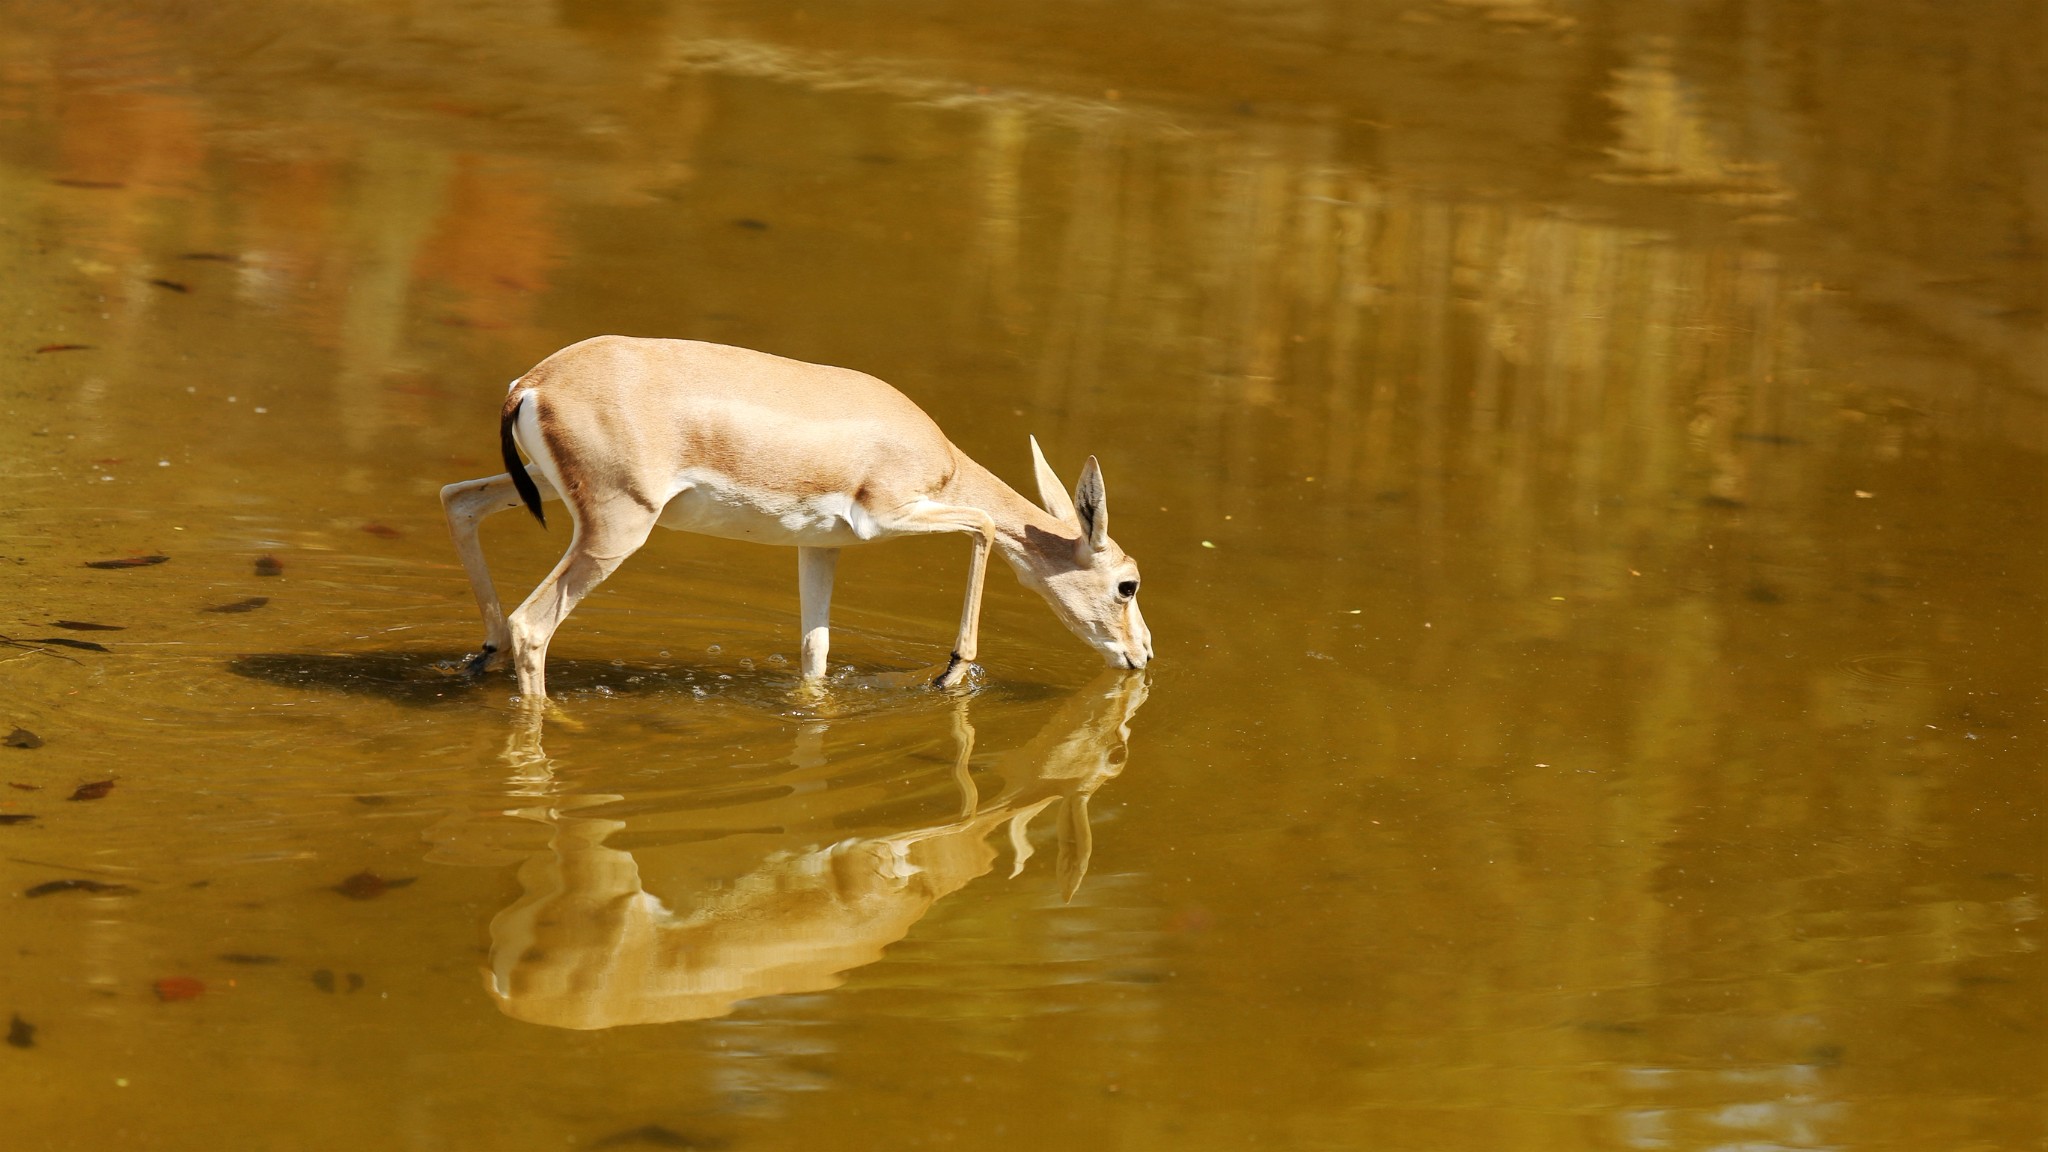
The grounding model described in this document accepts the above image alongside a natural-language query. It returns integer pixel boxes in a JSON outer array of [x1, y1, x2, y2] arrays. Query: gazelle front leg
[[869, 500, 997, 689], [797, 546, 838, 680], [936, 526, 992, 688]]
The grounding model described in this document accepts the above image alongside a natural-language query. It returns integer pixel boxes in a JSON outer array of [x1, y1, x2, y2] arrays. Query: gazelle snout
[[1111, 600, 1153, 669]]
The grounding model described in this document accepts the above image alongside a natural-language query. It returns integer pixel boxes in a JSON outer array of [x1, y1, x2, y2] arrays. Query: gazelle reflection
[[487, 671, 1148, 1029]]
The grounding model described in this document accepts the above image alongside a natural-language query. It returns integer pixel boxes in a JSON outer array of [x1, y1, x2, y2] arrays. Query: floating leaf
[[84, 555, 168, 570], [254, 555, 284, 577], [152, 977, 204, 1002], [30, 637, 107, 652], [24, 878, 136, 897], [6, 1015, 34, 1049], [68, 780, 115, 801], [51, 621, 123, 631], [5, 729, 42, 750], [331, 871, 414, 900], [0, 815, 36, 826], [203, 597, 269, 614]]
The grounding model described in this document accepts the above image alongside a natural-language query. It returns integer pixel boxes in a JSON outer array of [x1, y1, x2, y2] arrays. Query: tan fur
[[440, 336, 1153, 702]]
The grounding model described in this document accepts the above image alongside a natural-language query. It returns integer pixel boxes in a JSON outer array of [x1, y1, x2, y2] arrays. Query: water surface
[[0, 1, 2041, 1148]]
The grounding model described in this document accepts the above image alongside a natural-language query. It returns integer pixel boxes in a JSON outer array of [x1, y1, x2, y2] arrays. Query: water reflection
[[485, 671, 1146, 1029]]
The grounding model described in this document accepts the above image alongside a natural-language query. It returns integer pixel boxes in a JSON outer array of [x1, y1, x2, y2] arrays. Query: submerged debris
[[360, 523, 402, 539], [84, 555, 169, 570], [180, 252, 243, 264], [30, 637, 107, 652], [0, 815, 35, 826], [593, 1124, 730, 1150], [152, 977, 204, 1002], [310, 969, 334, 993], [67, 780, 115, 802], [331, 871, 414, 900], [1, 638, 81, 664], [6, 1014, 34, 1048], [8, 783, 40, 791], [203, 597, 269, 614], [147, 278, 191, 294], [254, 555, 284, 577], [4, 729, 42, 750], [51, 621, 123, 631], [24, 878, 137, 897], [35, 344, 93, 354]]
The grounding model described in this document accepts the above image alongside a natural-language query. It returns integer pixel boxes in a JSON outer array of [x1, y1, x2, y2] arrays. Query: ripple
[[1839, 652, 1942, 686]]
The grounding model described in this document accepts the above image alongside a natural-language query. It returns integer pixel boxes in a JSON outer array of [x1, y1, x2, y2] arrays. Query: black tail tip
[[501, 395, 547, 528]]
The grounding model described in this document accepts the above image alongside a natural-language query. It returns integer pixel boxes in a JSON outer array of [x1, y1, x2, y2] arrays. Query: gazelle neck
[[941, 447, 1076, 574]]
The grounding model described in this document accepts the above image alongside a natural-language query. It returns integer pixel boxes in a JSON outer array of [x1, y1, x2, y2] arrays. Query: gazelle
[[439, 336, 1153, 700]]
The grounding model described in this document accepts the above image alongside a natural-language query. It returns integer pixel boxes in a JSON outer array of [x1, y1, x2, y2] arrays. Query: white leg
[[938, 528, 993, 688], [866, 501, 996, 688], [505, 496, 659, 706], [441, 471, 557, 676], [797, 546, 838, 680]]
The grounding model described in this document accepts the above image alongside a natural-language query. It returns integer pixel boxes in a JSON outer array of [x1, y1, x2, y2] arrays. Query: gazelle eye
[[1117, 580, 1138, 599]]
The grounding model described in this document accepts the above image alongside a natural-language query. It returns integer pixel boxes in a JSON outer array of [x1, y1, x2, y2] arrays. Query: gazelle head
[[1016, 437, 1154, 671]]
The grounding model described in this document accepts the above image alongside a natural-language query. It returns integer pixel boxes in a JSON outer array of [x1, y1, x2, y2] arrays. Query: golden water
[[0, 1, 2041, 1148]]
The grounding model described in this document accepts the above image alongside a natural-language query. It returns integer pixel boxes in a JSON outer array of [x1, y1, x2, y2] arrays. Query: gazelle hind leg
[[440, 471, 559, 675], [797, 546, 839, 680], [505, 497, 660, 705]]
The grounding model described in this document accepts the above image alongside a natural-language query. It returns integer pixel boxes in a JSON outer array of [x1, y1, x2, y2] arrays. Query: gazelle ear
[[1073, 456, 1108, 552], [1055, 793, 1093, 903], [1029, 435, 1077, 522]]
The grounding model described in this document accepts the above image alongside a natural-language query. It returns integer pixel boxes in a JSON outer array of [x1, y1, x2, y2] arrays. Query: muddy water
[[1, 1, 2042, 1148]]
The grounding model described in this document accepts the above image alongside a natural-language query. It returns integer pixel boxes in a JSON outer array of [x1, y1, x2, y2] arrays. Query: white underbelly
[[655, 473, 882, 547]]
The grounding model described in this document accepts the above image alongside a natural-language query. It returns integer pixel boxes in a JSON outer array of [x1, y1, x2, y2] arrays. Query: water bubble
[[706, 644, 722, 655]]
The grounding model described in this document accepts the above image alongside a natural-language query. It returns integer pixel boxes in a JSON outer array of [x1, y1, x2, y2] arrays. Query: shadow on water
[[228, 650, 763, 708], [225, 650, 1031, 712], [479, 670, 1149, 1029]]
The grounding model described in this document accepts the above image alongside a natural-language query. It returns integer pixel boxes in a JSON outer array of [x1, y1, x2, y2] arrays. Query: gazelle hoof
[[462, 644, 499, 680], [932, 652, 977, 690]]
